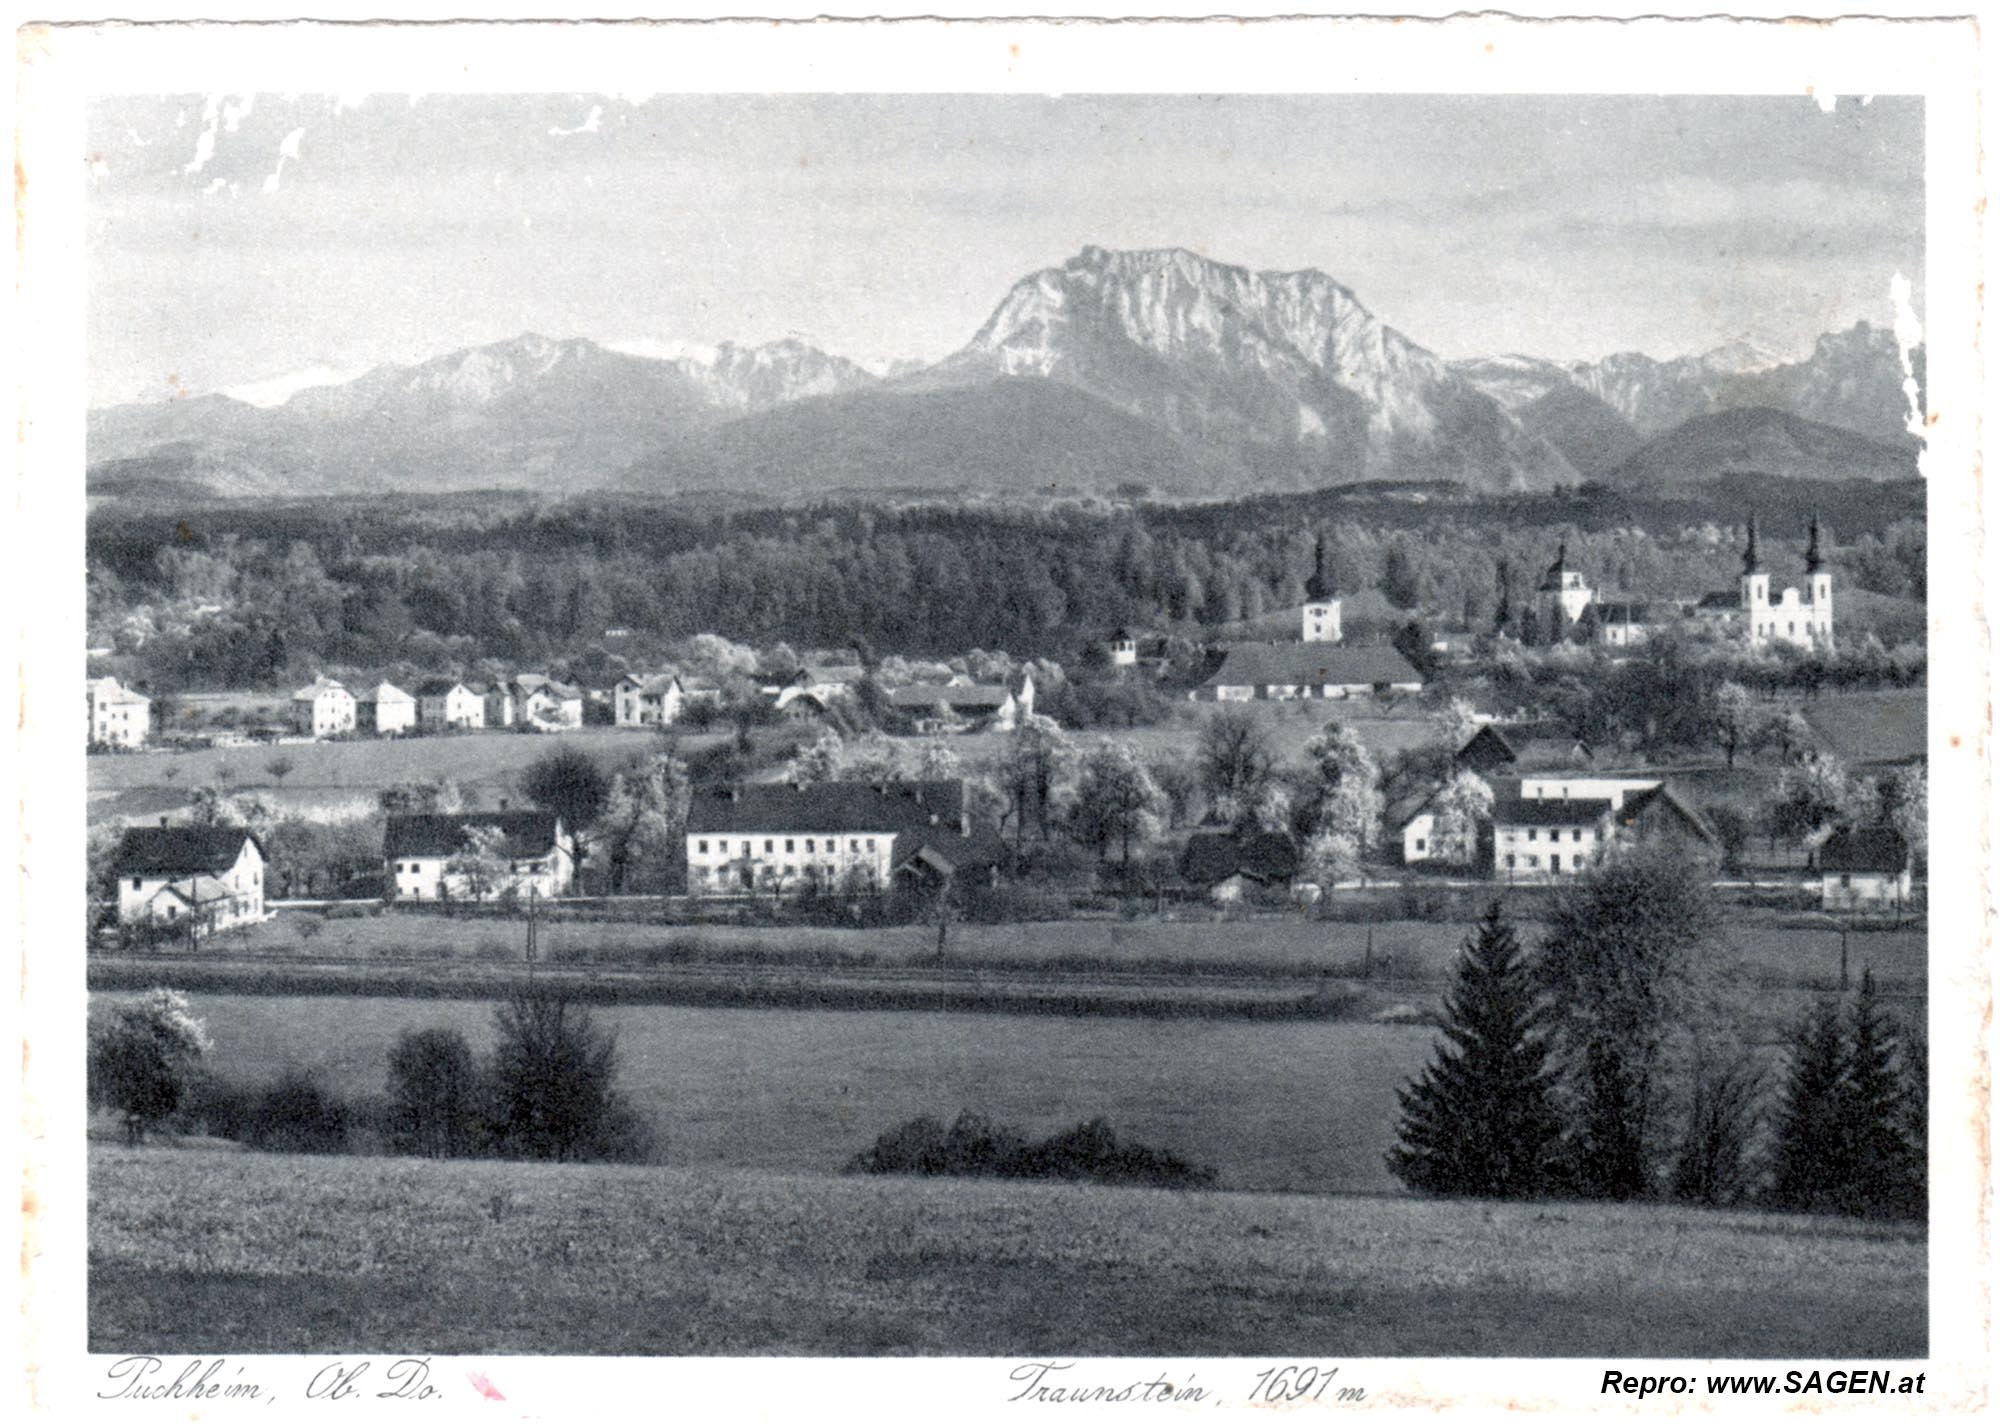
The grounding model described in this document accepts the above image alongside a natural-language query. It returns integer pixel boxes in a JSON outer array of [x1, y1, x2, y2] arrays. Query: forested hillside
[[87, 479, 1926, 690]]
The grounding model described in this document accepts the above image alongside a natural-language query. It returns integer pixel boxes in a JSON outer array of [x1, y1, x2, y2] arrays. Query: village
[[88, 522, 1925, 946]]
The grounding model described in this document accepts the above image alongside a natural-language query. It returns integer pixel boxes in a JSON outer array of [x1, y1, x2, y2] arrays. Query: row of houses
[[612, 666, 1037, 734], [295, 673, 587, 738], [107, 777, 1005, 930]]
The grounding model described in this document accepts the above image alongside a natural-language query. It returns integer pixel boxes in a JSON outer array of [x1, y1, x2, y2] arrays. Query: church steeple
[[1305, 534, 1335, 602], [1742, 516, 1764, 575], [1804, 513, 1824, 574]]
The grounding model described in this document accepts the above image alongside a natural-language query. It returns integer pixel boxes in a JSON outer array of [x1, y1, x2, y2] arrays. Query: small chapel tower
[[1534, 540, 1594, 644], [1302, 534, 1343, 644]]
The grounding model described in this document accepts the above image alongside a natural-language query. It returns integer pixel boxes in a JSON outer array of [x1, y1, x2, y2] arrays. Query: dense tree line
[[87, 485, 1924, 690]]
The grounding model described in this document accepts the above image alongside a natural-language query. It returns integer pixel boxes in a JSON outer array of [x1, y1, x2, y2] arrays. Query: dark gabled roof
[[1820, 826, 1912, 874], [1615, 783, 1717, 845], [114, 825, 263, 876], [891, 826, 1006, 878], [414, 677, 467, 697], [1491, 795, 1614, 828], [688, 780, 967, 836], [886, 683, 1010, 710], [383, 811, 564, 860], [1201, 643, 1422, 690], [1457, 723, 1590, 771], [1177, 829, 1298, 886], [1594, 599, 1656, 624]]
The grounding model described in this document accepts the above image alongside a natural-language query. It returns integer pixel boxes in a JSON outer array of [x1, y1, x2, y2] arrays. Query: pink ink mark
[[466, 1370, 507, 1402]]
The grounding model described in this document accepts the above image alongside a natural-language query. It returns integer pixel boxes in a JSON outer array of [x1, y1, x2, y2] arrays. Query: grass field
[[215, 908, 1928, 999], [86, 726, 725, 825], [88, 1144, 1927, 1356], [170, 994, 1437, 1194]]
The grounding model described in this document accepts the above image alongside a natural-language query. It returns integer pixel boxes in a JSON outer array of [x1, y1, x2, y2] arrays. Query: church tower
[[1740, 516, 1771, 642], [1803, 512, 1834, 644], [1534, 540, 1593, 644], [1302, 533, 1342, 643]]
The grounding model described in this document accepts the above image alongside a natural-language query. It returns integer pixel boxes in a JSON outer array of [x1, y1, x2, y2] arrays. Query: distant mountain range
[[88, 247, 1925, 502]]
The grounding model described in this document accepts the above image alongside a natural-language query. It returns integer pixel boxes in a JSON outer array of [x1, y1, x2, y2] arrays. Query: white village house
[[112, 824, 267, 933], [356, 681, 417, 736], [383, 810, 576, 902], [416, 678, 485, 731], [1490, 778, 1716, 879], [290, 676, 357, 738], [512, 674, 586, 731], [1816, 827, 1914, 912], [86, 676, 151, 750], [614, 672, 685, 727]]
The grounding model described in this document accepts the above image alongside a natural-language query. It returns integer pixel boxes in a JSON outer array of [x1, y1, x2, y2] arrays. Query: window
[[785, 839, 795, 853], [867, 838, 877, 852], [1527, 829, 1537, 841], [1413, 839, 1426, 853], [764, 839, 774, 854], [1548, 830, 1559, 842], [1525, 855, 1539, 869], [1505, 855, 1516, 870], [1840, 873, 1852, 889], [131, 877, 141, 891], [806, 839, 816, 853], [1572, 829, 1582, 842], [697, 840, 708, 855]]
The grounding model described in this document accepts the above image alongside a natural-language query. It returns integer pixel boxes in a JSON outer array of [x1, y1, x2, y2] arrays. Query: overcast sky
[[86, 93, 1923, 407]]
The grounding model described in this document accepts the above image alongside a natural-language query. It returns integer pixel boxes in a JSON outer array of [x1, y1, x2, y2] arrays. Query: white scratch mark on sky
[[263, 127, 306, 194], [182, 95, 222, 175], [1889, 272, 1927, 469]]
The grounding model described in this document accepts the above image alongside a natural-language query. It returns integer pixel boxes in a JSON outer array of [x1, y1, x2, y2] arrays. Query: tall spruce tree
[[1768, 994, 1853, 1214], [1388, 903, 1563, 1198], [1841, 971, 1924, 1220]]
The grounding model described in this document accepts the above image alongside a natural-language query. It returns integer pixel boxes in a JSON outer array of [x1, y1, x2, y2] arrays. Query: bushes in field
[[88, 989, 211, 1145], [848, 1110, 1217, 1190]]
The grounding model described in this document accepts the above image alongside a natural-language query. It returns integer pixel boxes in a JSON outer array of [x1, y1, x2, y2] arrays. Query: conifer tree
[[1768, 994, 1853, 1213], [1841, 971, 1923, 1219], [1388, 903, 1563, 1198]]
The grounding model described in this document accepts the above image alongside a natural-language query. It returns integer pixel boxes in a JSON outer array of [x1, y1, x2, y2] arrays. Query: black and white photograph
[[15, 11, 1989, 1417]]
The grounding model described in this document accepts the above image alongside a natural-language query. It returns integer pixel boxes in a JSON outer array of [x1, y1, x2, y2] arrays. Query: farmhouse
[[1816, 827, 1913, 912], [513, 674, 585, 730], [113, 824, 267, 932], [384, 810, 576, 902], [1177, 830, 1299, 903], [686, 779, 990, 897], [416, 678, 485, 731], [290, 676, 357, 738], [87, 676, 151, 750], [615, 673, 684, 727], [476, 681, 516, 729], [763, 665, 865, 707], [1194, 644, 1423, 702], [356, 681, 417, 736], [1455, 722, 1594, 774], [1492, 793, 1613, 878], [887, 671, 1035, 733]]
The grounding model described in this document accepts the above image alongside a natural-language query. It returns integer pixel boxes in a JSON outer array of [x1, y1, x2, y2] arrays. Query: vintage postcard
[[14, 12, 1989, 1421]]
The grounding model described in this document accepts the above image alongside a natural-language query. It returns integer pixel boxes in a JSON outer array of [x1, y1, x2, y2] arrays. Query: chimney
[[159, 815, 171, 828], [498, 797, 509, 811]]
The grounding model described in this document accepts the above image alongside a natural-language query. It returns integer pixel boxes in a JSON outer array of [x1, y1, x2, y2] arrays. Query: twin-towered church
[[1534, 516, 1833, 651]]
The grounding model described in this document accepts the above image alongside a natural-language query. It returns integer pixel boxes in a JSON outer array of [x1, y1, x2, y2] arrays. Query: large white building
[[685, 780, 998, 897], [358, 681, 417, 735], [416, 679, 485, 731], [86, 676, 150, 750]]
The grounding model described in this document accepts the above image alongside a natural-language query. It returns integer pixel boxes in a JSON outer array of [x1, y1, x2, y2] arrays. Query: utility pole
[[1840, 920, 1849, 991], [526, 884, 538, 976]]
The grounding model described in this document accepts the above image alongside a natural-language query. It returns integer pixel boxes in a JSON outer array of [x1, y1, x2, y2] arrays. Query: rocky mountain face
[[89, 250, 1925, 502], [920, 246, 1573, 492], [1452, 321, 1920, 447]]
